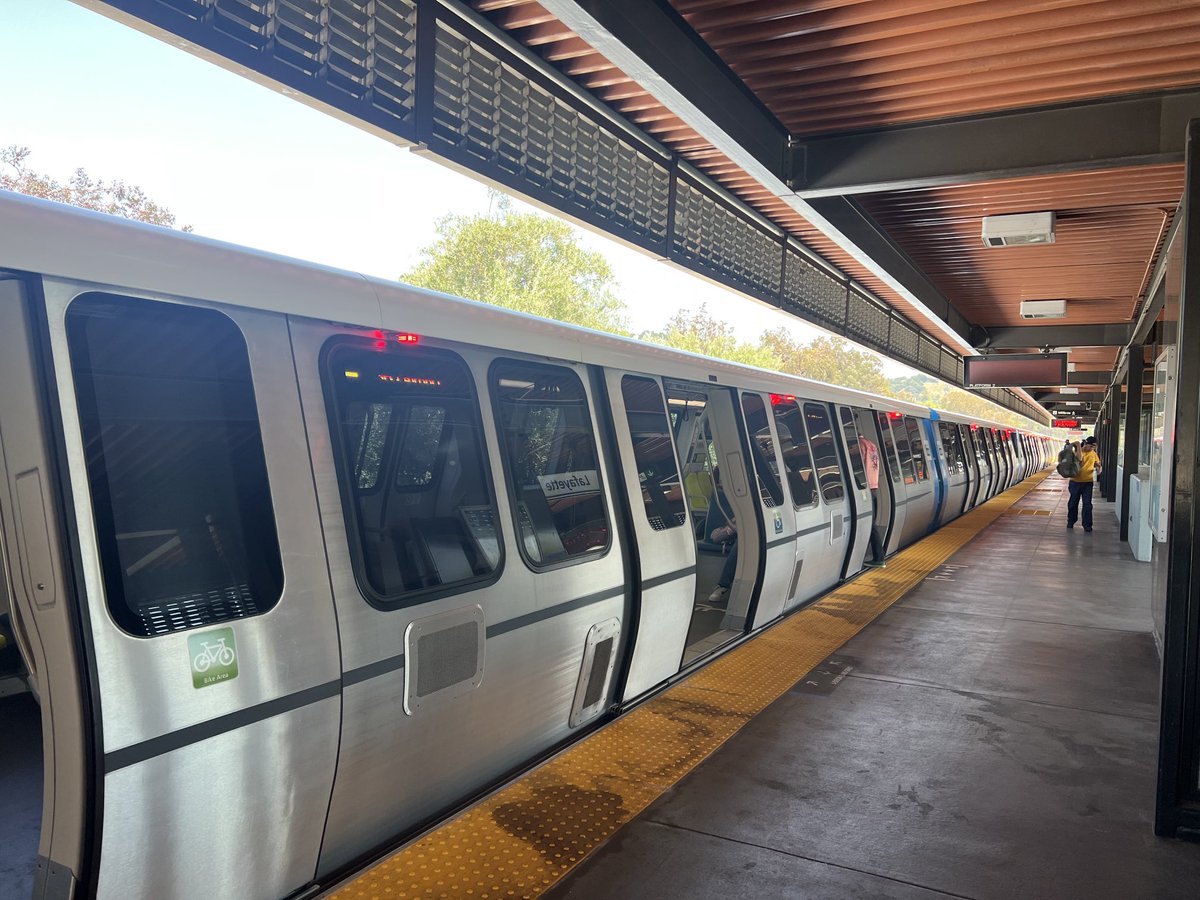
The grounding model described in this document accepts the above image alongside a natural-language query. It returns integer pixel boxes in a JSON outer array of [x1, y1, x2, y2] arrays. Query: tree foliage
[[1, 146, 191, 230], [403, 197, 628, 335], [764, 329, 890, 394], [639, 304, 779, 369]]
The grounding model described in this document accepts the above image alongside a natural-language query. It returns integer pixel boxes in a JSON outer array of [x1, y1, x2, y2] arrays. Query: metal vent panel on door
[[404, 605, 485, 714]]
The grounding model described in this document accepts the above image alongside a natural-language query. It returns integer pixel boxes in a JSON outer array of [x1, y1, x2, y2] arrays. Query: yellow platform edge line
[[330, 473, 1050, 900]]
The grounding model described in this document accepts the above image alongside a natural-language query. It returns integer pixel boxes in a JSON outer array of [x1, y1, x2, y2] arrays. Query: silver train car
[[0, 191, 1052, 900]]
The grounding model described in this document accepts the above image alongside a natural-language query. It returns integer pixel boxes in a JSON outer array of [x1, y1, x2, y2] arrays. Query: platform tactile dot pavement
[[328, 473, 1050, 900]]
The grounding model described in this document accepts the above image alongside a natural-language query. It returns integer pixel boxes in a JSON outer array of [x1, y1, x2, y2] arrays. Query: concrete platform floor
[[550, 480, 1200, 899]]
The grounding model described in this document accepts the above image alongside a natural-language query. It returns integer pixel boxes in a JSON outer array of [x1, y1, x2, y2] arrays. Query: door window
[[803, 403, 846, 503], [890, 416, 916, 484], [741, 393, 785, 508], [838, 407, 868, 490], [875, 412, 903, 483], [492, 360, 611, 567], [621, 376, 687, 531], [769, 396, 819, 509], [904, 417, 928, 482], [67, 294, 283, 637], [325, 342, 502, 605]]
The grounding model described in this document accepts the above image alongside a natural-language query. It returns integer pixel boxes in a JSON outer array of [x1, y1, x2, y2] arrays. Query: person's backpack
[[1056, 444, 1080, 479]]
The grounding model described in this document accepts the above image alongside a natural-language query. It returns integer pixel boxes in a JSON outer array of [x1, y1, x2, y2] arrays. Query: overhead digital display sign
[[1052, 419, 1081, 429], [964, 353, 1068, 388]]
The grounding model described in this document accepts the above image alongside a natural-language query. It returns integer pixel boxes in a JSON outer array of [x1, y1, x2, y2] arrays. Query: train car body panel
[[0, 192, 1053, 900]]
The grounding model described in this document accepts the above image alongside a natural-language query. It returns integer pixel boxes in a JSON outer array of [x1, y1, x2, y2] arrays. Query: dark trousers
[[1067, 480, 1093, 529], [869, 489, 885, 561], [717, 541, 738, 588]]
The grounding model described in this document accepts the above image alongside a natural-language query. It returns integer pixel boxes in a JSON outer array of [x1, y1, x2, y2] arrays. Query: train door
[[603, 371, 696, 700], [41, 288, 343, 900], [0, 276, 89, 900], [985, 430, 1003, 494], [870, 411, 908, 554], [936, 422, 969, 523], [835, 406, 872, 578], [926, 420, 948, 527], [901, 416, 937, 538], [960, 424, 981, 510], [665, 383, 764, 665], [738, 392, 798, 624], [764, 396, 838, 612], [886, 414, 924, 547]]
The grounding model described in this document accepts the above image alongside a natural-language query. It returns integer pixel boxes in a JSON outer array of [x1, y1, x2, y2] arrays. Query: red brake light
[[970, 423, 979, 431], [887, 411, 903, 420], [395, 332, 421, 345]]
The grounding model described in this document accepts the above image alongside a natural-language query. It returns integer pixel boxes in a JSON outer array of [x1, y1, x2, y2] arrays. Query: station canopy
[[82, 0, 1200, 426]]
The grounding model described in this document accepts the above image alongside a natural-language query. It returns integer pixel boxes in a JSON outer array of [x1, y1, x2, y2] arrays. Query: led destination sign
[[964, 353, 1068, 388]]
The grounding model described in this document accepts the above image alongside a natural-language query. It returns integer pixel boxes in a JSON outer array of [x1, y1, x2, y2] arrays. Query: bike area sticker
[[188, 627, 239, 689]]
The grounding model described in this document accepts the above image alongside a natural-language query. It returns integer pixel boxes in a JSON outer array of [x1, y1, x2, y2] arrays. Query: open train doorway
[[665, 383, 761, 666], [0, 557, 42, 900]]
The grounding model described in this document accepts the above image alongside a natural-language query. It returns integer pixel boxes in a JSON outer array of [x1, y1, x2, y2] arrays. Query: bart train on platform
[[0, 192, 1051, 900]]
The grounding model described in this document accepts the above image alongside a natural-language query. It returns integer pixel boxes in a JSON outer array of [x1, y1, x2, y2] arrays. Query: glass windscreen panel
[[325, 343, 501, 604], [492, 360, 611, 566], [66, 293, 283, 637], [803, 403, 846, 503], [741, 393, 785, 508], [838, 407, 868, 490], [770, 396, 819, 509], [621, 376, 687, 531]]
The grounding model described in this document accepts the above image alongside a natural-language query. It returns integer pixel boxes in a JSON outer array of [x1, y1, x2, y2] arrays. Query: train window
[[621, 376, 687, 531], [741, 393, 785, 508], [491, 360, 611, 567], [904, 417, 928, 482], [803, 403, 846, 503], [325, 342, 501, 605], [875, 412, 902, 483], [890, 416, 916, 484], [66, 294, 283, 638], [838, 407, 868, 490], [769, 397, 819, 509]]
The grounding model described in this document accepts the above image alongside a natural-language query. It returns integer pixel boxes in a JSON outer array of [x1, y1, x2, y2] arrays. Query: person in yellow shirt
[[1068, 436, 1101, 532]]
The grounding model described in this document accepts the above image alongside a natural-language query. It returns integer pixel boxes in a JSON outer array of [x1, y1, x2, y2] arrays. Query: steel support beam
[[1156, 118, 1200, 842], [793, 89, 1200, 198], [1069, 371, 1116, 385], [1035, 392, 1105, 404], [1120, 349, 1145, 540], [976, 323, 1135, 350]]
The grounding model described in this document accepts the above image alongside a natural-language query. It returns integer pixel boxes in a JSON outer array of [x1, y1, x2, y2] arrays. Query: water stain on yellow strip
[[330, 473, 1048, 900]]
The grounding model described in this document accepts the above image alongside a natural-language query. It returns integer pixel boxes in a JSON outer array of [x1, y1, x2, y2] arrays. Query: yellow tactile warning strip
[[329, 473, 1050, 900]]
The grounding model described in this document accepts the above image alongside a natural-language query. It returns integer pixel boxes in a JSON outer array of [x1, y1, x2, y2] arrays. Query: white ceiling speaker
[[1019, 299, 1067, 319], [982, 211, 1056, 247]]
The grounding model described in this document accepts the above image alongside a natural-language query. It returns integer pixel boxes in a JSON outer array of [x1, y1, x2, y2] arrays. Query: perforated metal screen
[[88, 0, 1046, 424]]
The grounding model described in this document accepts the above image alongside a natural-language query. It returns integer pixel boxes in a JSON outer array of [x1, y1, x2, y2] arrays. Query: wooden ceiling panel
[[859, 166, 1182, 329], [673, 0, 1200, 135]]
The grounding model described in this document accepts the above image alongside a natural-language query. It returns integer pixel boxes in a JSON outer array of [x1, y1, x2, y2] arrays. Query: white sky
[[4, 0, 920, 376]]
